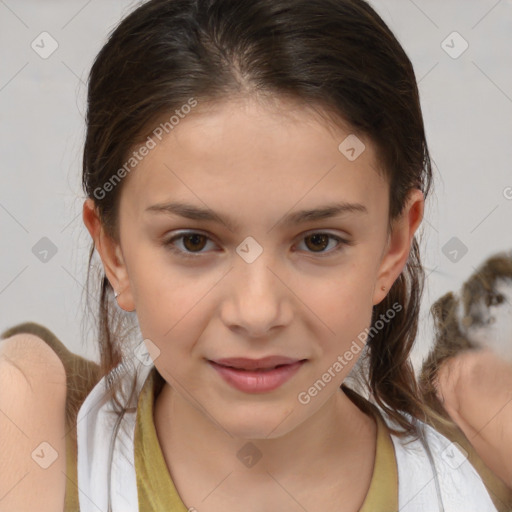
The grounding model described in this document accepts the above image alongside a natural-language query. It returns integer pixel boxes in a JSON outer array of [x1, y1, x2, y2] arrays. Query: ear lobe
[[372, 189, 424, 305], [82, 198, 136, 311]]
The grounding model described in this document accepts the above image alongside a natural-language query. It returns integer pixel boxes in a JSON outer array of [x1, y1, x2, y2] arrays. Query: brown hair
[[82, 0, 441, 442]]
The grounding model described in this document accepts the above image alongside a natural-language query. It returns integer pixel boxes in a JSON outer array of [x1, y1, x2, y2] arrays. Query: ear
[[372, 188, 424, 305], [82, 198, 136, 312]]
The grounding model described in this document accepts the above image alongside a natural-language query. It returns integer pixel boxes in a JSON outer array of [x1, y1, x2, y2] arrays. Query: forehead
[[119, 96, 386, 219]]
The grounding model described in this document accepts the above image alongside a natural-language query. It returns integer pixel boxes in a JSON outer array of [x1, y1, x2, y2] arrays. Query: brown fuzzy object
[[418, 250, 512, 510], [420, 251, 512, 402]]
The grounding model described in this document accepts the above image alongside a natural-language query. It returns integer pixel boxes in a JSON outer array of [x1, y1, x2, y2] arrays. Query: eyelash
[[163, 230, 350, 259]]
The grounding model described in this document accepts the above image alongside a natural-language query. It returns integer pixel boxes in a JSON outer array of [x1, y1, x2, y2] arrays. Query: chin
[[218, 407, 300, 440]]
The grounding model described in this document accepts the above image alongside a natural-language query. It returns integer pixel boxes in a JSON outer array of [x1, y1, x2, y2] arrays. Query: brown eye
[[182, 233, 208, 252], [296, 232, 348, 256], [164, 231, 216, 258], [304, 233, 330, 252]]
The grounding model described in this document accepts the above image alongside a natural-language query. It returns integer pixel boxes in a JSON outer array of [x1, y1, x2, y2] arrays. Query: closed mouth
[[209, 357, 307, 371]]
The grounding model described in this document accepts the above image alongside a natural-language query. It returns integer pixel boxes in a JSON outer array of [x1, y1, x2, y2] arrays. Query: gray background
[[1, 0, 511, 372]]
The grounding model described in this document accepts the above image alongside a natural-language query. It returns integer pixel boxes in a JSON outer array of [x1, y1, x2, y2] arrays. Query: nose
[[220, 250, 293, 338]]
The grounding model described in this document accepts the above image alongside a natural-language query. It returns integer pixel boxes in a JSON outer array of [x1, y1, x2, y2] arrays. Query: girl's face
[[85, 96, 423, 439]]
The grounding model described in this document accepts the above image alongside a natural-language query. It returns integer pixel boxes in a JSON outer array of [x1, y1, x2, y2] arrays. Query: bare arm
[[0, 333, 67, 512], [435, 348, 512, 488]]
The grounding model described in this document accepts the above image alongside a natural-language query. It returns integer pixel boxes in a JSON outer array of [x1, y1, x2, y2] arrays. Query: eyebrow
[[145, 200, 368, 231]]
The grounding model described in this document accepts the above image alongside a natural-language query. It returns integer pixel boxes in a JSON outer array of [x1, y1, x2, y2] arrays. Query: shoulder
[[379, 411, 500, 511], [0, 330, 68, 510], [423, 422, 500, 506], [419, 418, 512, 510]]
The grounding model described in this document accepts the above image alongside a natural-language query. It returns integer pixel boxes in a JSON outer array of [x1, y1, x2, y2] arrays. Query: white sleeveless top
[[76, 360, 499, 512]]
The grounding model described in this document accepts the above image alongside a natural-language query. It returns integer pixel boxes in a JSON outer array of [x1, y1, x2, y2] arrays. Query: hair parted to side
[[82, 0, 441, 440]]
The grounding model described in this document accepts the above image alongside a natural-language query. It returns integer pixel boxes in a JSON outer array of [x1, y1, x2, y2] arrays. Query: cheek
[[129, 263, 223, 371], [123, 247, 191, 340], [300, 260, 376, 319], [289, 268, 376, 362]]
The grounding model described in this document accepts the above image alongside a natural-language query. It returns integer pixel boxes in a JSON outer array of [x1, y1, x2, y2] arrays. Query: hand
[[434, 348, 512, 488]]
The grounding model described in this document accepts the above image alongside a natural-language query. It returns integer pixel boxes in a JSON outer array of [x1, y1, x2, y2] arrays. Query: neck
[[153, 381, 376, 483]]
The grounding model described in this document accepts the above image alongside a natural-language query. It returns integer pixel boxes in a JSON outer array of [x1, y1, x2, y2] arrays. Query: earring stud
[[381, 286, 386, 291], [114, 290, 120, 298]]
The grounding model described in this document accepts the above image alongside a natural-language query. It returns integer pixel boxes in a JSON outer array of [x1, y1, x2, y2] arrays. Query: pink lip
[[212, 356, 302, 370], [208, 357, 306, 393]]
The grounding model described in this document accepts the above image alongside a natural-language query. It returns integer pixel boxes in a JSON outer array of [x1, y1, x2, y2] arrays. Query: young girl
[[0, 0, 503, 510]]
